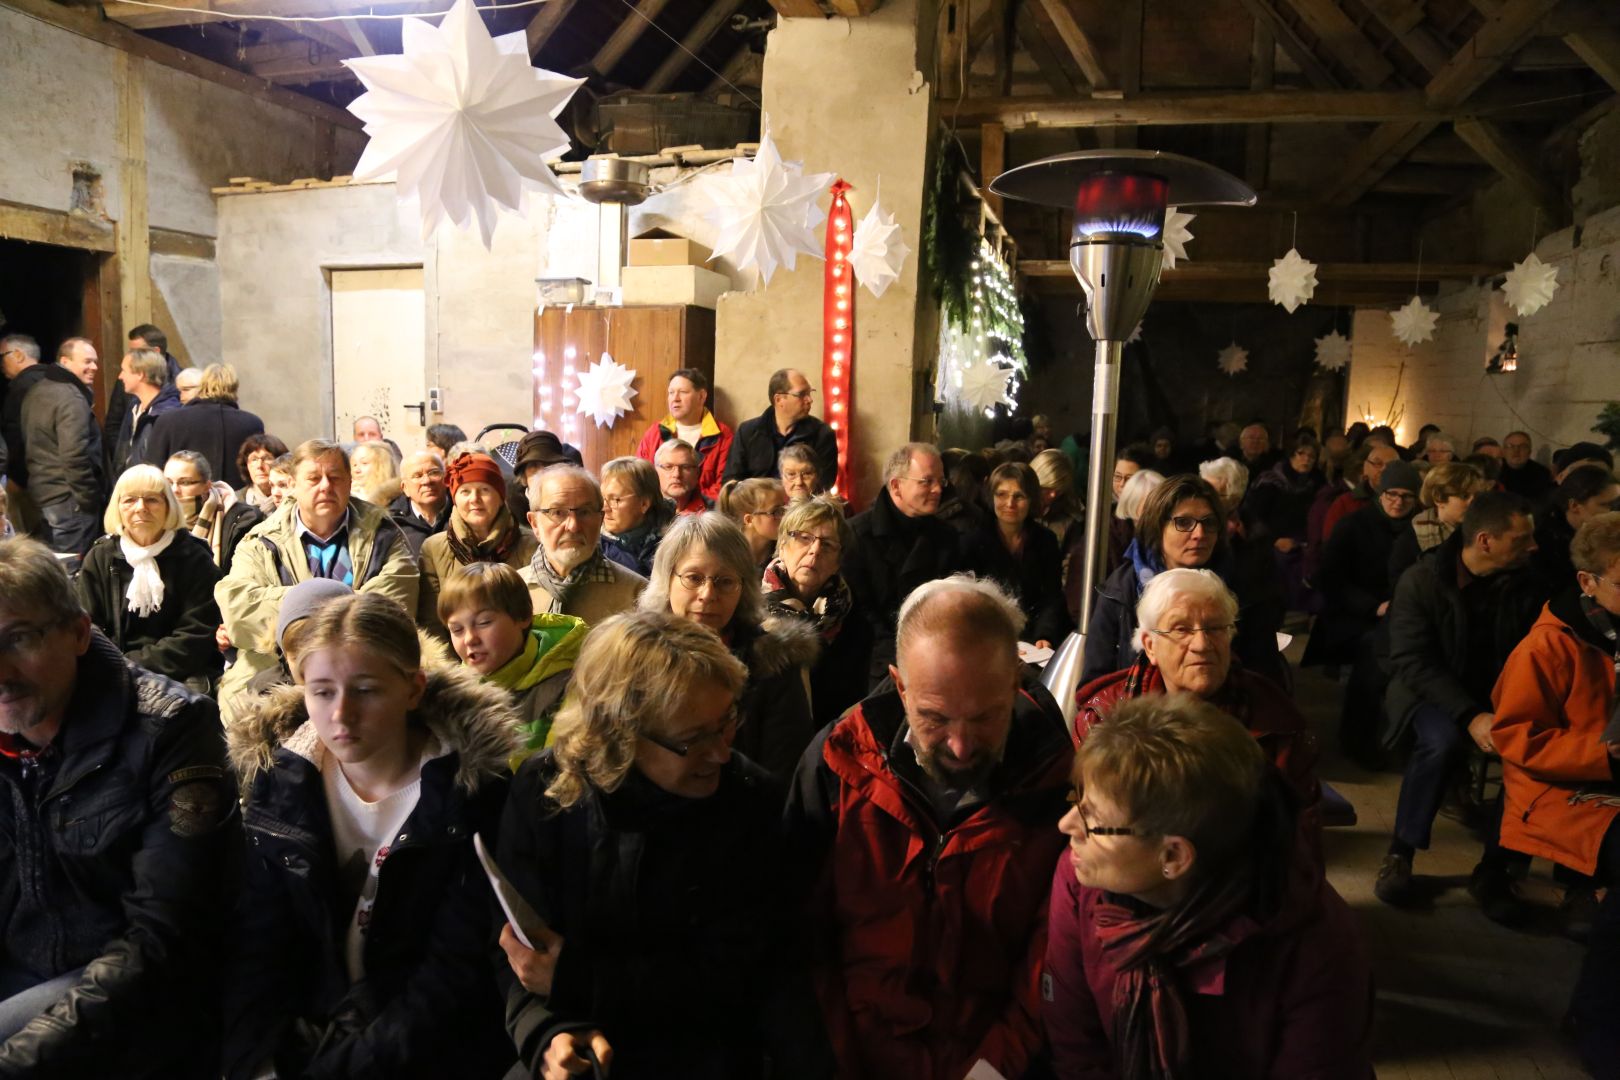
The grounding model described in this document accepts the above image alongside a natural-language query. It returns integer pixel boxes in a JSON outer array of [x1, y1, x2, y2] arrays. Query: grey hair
[[166, 449, 212, 483], [527, 463, 600, 508], [1132, 568, 1239, 654], [1426, 430, 1459, 453], [884, 442, 942, 483], [1115, 469, 1165, 521], [895, 573, 1025, 669], [1, 335, 41, 362], [779, 495, 854, 554], [638, 512, 766, 629], [1198, 458, 1250, 501], [444, 440, 487, 463], [653, 437, 697, 464]]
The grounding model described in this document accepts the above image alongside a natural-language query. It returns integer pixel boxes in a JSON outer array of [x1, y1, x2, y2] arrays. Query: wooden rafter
[[1014, 0, 1081, 95], [1246, 17, 1275, 190], [1284, 0, 1396, 87], [1032, 0, 1110, 89], [1233, 0, 1342, 89], [1565, 26, 1620, 92], [1453, 117, 1565, 219], [1321, 0, 1562, 206], [643, 0, 745, 92], [527, 0, 580, 58], [591, 0, 672, 77], [99, 0, 441, 29], [1361, 0, 1452, 74], [956, 88, 1439, 126], [764, 0, 825, 16], [245, 39, 357, 84]]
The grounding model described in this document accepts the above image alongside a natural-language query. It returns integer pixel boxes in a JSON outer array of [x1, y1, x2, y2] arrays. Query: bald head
[[895, 575, 1024, 676]]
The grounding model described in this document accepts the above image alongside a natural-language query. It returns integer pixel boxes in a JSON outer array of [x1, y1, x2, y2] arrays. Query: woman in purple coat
[[1044, 693, 1373, 1079]]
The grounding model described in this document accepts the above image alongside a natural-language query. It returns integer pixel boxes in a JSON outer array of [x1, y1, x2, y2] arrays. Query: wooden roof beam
[[1565, 26, 1620, 92], [764, 0, 826, 16], [643, 0, 746, 91], [1454, 117, 1565, 220], [1032, 0, 1111, 89], [100, 0, 428, 29], [1361, 0, 1453, 75], [1014, 1, 1081, 95], [1283, 0, 1397, 87], [526, 0, 580, 58], [1233, 0, 1343, 89], [956, 88, 1439, 126], [591, 0, 672, 77]]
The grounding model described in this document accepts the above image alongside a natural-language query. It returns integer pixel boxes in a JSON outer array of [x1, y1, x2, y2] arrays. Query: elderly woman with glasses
[[763, 496, 869, 727], [1044, 694, 1371, 1080], [640, 513, 818, 779], [495, 610, 824, 1080], [599, 456, 673, 577]]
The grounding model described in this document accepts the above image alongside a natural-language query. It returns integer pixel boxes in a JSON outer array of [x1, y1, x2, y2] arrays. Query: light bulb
[[831, 365, 841, 377], [833, 333, 843, 344], [563, 345, 576, 359], [835, 318, 846, 330], [836, 301, 847, 312]]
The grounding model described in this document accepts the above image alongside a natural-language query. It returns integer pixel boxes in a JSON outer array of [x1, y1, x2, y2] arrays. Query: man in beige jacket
[[520, 465, 645, 628]]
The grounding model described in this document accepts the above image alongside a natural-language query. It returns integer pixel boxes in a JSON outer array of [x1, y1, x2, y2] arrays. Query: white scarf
[[121, 529, 176, 617]]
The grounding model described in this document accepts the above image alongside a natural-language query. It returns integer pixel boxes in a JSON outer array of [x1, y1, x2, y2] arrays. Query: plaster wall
[[714, 0, 937, 501]]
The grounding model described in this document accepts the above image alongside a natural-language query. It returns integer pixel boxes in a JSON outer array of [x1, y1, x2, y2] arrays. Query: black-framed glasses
[[781, 387, 816, 401], [1146, 623, 1236, 644], [786, 530, 842, 555], [1169, 514, 1221, 534], [641, 707, 742, 757], [1380, 490, 1417, 502], [1066, 789, 1138, 838], [657, 462, 699, 474], [762, 505, 788, 519], [534, 505, 602, 524], [673, 570, 742, 594]]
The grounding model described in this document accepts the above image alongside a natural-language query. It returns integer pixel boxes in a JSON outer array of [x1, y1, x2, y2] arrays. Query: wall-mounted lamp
[[1486, 322, 1520, 374]]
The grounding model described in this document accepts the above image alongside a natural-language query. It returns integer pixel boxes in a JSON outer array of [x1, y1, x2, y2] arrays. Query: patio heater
[[990, 150, 1256, 629]]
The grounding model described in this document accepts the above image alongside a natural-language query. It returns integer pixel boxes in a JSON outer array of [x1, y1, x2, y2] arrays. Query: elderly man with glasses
[[723, 367, 839, 486], [520, 464, 645, 629], [654, 438, 711, 515], [843, 442, 965, 688]]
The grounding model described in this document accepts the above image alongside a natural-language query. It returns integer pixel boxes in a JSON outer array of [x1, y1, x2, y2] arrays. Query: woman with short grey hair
[[764, 496, 866, 726]]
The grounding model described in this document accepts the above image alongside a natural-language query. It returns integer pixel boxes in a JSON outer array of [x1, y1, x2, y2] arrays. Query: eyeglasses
[[1066, 790, 1139, 839], [780, 388, 816, 401], [1146, 623, 1236, 644], [1169, 514, 1221, 534], [641, 707, 742, 757], [786, 530, 842, 555], [673, 571, 742, 594], [899, 475, 944, 490], [534, 505, 602, 524], [1380, 490, 1417, 502], [761, 506, 788, 519], [657, 462, 699, 474], [602, 494, 642, 508]]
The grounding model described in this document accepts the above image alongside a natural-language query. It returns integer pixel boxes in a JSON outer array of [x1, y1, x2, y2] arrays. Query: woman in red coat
[[1491, 512, 1620, 1075], [1044, 694, 1374, 1079]]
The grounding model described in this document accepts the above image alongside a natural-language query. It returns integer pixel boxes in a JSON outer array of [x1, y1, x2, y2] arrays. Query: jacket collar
[[49, 630, 139, 794], [1550, 588, 1613, 654], [660, 409, 721, 440]]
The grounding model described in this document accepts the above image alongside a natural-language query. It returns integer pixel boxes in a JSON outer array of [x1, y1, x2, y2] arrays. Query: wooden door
[[331, 267, 427, 449]]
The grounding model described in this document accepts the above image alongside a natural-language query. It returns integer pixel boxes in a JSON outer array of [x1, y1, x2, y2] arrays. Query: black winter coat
[[102, 350, 180, 451], [1499, 458, 1554, 502], [0, 631, 237, 1078], [76, 530, 223, 685], [961, 517, 1070, 645], [729, 617, 821, 781], [1303, 501, 1412, 667], [141, 399, 266, 490], [222, 670, 519, 1080], [723, 407, 838, 485], [387, 493, 449, 557], [0, 363, 105, 510], [112, 383, 181, 476], [497, 752, 826, 1080], [842, 487, 964, 686]]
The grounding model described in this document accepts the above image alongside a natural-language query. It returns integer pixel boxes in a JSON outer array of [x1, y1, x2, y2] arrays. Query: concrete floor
[[1295, 649, 1589, 1079]]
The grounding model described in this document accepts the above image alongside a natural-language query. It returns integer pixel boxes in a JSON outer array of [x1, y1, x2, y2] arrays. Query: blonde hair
[[1419, 462, 1488, 508], [1572, 513, 1620, 575], [105, 464, 185, 535], [350, 441, 398, 481], [545, 610, 748, 808], [1031, 448, 1077, 519], [195, 363, 239, 403], [437, 562, 534, 626], [717, 478, 785, 522], [779, 495, 854, 553], [293, 592, 421, 684]]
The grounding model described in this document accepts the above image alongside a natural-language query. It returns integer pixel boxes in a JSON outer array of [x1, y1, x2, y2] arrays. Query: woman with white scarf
[[75, 464, 224, 691]]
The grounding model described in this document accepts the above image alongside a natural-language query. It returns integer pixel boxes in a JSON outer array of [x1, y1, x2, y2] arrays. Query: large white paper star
[[344, 0, 582, 246], [1217, 342, 1248, 377], [1501, 252, 1559, 317], [847, 192, 910, 299], [1314, 330, 1352, 371], [1268, 248, 1318, 313], [703, 128, 835, 285], [957, 362, 1014, 413], [573, 353, 637, 428], [1162, 207, 1195, 270], [1390, 295, 1439, 347]]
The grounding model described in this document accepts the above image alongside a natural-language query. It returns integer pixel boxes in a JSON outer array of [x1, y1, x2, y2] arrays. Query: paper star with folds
[[573, 353, 637, 428], [703, 128, 835, 285], [1217, 342, 1249, 377], [848, 192, 910, 299], [1501, 252, 1559, 317], [958, 362, 1014, 412], [1162, 208, 1195, 270], [1314, 330, 1352, 371], [1268, 248, 1318, 313], [1390, 296, 1439, 347]]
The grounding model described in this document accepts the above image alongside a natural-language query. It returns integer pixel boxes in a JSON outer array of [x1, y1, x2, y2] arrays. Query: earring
[[1162, 866, 1171, 877]]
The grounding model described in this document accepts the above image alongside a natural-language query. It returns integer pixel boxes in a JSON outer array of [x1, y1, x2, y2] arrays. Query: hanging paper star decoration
[[1267, 248, 1319, 313], [344, 0, 583, 246], [847, 192, 910, 299], [1217, 343, 1249, 377], [957, 362, 1015, 413], [1162, 208, 1195, 270], [1501, 252, 1559, 317], [573, 353, 637, 428], [1390, 296, 1439, 347], [1127, 321, 1143, 345], [703, 128, 835, 285], [1314, 330, 1352, 371]]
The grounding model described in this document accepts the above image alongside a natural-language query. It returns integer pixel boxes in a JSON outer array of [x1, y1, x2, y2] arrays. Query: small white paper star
[[1127, 321, 1143, 345], [573, 353, 638, 428], [847, 192, 910, 299], [1390, 296, 1439, 347], [1217, 342, 1249, 376], [1501, 252, 1559, 317], [1314, 330, 1352, 371], [702, 127, 835, 285], [958, 362, 1014, 412], [1267, 248, 1319, 313], [1162, 208, 1195, 270]]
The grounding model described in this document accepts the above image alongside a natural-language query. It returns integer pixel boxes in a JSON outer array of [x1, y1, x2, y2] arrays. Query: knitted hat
[[448, 452, 506, 499], [275, 579, 353, 650], [1378, 460, 1422, 495]]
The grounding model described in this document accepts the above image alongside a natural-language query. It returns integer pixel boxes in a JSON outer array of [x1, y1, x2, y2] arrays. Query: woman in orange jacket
[[1492, 511, 1620, 1076]]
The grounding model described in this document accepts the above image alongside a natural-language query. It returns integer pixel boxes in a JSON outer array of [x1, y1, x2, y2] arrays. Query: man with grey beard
[[520, 464, 645, 628]]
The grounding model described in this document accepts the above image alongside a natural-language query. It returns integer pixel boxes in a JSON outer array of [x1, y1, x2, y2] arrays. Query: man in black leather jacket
[[0, 537, 238, 1077]]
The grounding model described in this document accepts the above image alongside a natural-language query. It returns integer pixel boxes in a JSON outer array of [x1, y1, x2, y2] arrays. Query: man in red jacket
[[635, 368, 732, 502], [786, 575, 1071, 1080]]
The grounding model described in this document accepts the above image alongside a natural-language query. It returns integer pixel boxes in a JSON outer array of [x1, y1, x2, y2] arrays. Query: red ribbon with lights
[[823, 179, 855, 502]]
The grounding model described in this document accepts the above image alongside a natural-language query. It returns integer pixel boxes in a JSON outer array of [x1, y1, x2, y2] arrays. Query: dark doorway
[[0, 238, 108, 423]]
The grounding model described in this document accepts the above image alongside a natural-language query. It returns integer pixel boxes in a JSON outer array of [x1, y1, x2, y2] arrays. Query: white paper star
[[1127, 321, 1143, 345], [1217, 342, 1248, 377], [847, 191, 910, 299], [344, 0, 582, 246], [573, 353, 637, 428], [957, 362, 1014, 412], [1267, 248, 1318, 313], [1501, 252, 1559, 317], [702, 127, 835, 285], [1314, 330, 1352, 371], [1162, 208, 1195, 270], [1390, 296, 1439, 347]]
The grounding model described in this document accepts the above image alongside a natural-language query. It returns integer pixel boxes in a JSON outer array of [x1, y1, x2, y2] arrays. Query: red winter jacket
[[635, 410, 733, 502], [784, 672, 1072, 1080], [1043, 809, 1375, 1079]]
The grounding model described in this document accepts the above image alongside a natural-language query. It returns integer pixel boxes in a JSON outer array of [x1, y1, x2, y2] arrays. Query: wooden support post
[[1033, 0, 1111, 89], [115, 51, 150, 340], [1566, 27, 1620, 92], [981, 122, 1005, 220]]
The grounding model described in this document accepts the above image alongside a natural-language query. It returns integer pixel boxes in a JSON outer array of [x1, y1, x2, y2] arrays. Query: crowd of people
[[0, 325, 1616, 1076]]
